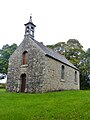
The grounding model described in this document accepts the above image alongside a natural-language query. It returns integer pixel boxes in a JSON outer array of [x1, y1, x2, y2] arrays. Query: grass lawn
[[0, 89, 90, 120]]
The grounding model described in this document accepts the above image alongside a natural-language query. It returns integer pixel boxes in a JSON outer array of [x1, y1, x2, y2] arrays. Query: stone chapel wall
[[41, 56, 80, 92], [7, 37, 46, 93]]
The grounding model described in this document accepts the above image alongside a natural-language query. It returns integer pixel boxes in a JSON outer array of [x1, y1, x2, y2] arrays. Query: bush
[[0, 84, 6, 89]]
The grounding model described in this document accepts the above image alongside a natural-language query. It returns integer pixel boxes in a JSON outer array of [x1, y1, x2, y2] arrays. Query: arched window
[[22, 51, 28, 64], [61, 65, 65, 79], [75, 71, 77, 82]]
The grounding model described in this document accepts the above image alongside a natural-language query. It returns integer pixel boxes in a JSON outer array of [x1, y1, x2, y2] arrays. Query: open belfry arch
[[6, 15, 80, 93]]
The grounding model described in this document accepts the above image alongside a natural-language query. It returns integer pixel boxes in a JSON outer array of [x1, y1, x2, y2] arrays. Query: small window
[[75, 71, 77, 82], [31, 26, 34, 29], [61, 65, 65, 79], [22, 51, 28, 64]]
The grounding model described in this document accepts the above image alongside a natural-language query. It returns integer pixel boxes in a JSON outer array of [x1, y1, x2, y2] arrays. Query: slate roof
[[33, 39, 78, 70]]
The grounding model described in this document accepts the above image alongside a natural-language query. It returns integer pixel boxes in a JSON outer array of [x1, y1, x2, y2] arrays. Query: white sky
[[0, 0, 90, 50]]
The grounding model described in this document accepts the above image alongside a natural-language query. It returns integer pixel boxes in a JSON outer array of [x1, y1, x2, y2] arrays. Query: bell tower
[[24, 15, 36, 39]]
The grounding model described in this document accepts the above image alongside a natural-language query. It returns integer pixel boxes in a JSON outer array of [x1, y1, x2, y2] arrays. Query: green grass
[[0, 90, 90, 120]]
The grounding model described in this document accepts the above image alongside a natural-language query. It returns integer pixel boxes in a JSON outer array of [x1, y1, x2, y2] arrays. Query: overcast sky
[[0, 0, 90, 50]]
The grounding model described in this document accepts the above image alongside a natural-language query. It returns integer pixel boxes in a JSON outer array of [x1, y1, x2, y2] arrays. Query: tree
[[65, 39, 84, 67], [47, 42, 66, 55], [79, 48, 90, 89], [0, 43, 17, 74]]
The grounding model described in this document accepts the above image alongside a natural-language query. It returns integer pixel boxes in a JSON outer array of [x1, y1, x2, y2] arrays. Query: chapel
[[6, 16, 80, 93]]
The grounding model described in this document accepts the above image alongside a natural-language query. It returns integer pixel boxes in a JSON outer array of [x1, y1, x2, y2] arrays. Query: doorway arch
[[20, 74, 26, 92]]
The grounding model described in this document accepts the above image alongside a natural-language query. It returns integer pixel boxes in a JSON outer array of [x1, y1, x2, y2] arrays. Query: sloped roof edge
[[32, 38, 78, 70]]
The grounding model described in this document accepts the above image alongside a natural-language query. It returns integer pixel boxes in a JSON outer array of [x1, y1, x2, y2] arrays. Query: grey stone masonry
[[6, 35, 80, 93], [41, 57, 79, 92], [7, 36, 46, 93]]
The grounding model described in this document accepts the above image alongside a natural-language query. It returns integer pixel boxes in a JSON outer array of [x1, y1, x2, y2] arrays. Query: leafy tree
[[79, 48, 90, 89], [0, 43, 17, 74], [65, 39, 84, 67], [47, 42, 66, 55]]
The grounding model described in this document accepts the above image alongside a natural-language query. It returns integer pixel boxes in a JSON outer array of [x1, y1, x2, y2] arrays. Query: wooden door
[[21, 74, 26, 92]]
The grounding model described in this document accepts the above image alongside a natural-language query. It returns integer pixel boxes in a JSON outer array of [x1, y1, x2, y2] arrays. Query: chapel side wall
[[41, 56, 80, 92]]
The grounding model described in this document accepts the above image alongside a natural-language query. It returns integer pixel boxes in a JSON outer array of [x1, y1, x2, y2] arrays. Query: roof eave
[[24, 22, 36, 27]]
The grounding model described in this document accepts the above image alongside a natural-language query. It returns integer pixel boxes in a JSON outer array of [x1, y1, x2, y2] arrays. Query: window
[[61, 65, 65, 79], [22, 51, 28, 64], [31, 26, 34, 29], [75, 71, 77, 82]]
